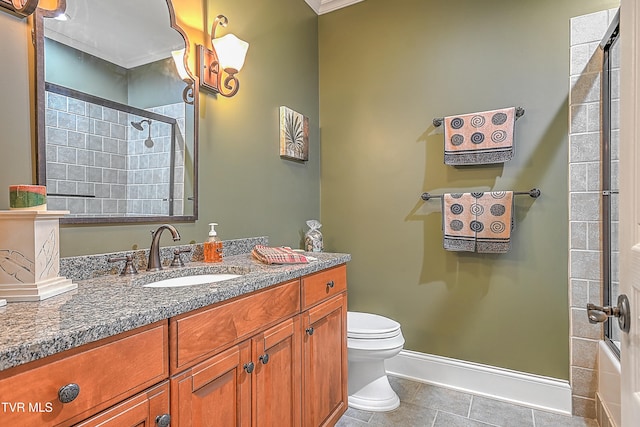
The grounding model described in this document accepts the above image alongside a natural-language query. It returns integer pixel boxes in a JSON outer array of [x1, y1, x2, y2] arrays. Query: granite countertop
[[0, 250, 350, 372]]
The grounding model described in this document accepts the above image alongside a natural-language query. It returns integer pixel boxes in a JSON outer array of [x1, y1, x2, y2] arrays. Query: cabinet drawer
[[0, 322, 168, 427], [74, 381, 170, 427], [301, 265, 347, 310], [171, 280, 300, 372]]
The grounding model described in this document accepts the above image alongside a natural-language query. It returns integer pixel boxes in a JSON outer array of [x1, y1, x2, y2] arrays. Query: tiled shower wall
[[143, 103, 186, 217], [568, 8, 618, 420], [45, 91, 185, 217], [125, 105, 186, 217]]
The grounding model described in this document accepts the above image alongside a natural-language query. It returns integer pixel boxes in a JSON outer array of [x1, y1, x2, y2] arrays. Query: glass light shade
[[171, 49, 190, 81], [212, 34, 249, 71]]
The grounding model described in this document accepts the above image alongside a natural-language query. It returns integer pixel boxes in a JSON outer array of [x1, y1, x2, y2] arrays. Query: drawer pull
[[244, 362, 255, 374], [156, 414, 171, 427], [259, 353, 270, 365], [326, 280, 335, 289], [58, 383, 80, 403], [305, 327, 315, 336]]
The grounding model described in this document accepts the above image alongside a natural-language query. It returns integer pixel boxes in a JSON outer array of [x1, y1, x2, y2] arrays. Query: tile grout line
[[531, 408, 537, 427]]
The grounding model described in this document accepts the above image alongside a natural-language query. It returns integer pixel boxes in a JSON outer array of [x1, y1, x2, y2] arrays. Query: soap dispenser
[[204, 223, 223, 263]]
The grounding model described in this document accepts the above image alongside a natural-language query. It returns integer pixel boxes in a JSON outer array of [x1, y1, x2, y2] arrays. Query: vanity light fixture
[[171, 48, 195, 105], [197, 15, 249, 98], [172, 49, 190, 81]]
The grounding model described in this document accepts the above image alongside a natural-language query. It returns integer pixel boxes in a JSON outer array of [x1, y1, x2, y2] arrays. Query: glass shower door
[[602, 17, 620, 355]]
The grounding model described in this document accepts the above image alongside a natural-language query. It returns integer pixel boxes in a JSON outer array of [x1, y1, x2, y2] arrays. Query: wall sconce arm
[[197, 14, 247, 98]]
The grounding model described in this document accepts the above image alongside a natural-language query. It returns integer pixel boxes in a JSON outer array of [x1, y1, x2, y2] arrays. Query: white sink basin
[[143, 274, 242, 288]]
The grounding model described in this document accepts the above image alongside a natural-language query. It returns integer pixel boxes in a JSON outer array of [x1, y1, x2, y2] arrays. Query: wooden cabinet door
[[171, 342, 252, 427], [75, 381, 170, 427], [253, 316, 302, 427], [302, 293, 348, 427]]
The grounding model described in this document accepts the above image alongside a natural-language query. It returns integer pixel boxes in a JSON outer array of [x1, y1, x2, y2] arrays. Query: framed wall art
[[279, 106, 309, 162]]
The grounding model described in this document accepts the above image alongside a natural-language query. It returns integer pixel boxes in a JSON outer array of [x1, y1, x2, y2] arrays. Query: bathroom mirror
[[34, 0, 199, 224]]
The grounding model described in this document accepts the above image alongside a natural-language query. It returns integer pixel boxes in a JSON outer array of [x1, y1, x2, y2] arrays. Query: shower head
[[130, 119, 154, 148], [131, 119, 151, 131]]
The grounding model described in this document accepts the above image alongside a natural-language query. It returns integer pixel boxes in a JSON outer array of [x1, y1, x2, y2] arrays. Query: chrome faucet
[[147, 224, 181, 271]]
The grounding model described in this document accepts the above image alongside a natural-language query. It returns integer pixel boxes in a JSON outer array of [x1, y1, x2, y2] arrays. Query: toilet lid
[[347, 311, 401, 339]]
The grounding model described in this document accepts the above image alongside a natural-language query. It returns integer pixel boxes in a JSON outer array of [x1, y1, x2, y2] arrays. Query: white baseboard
[[385, 350, 572, 415]]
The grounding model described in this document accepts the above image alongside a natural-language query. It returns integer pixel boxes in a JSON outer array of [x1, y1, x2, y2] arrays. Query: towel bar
[[47, 193, 96, 198], [421, 188, 541, 201], [433, 107, 525, 128]]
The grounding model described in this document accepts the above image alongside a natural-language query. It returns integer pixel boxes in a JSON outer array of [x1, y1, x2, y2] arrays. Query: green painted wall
[[318, 0, 617, 380], [0, 0, 319, 256], [45, 38, 129, 104], [0, 13, 33, 194], [128, 58, 185, 109], [46, 39, 186, 108]]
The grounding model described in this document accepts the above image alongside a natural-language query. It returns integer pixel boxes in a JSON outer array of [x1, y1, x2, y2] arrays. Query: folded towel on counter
[[443, 107, 516, 165], [251, 245, 309, 264], [442, 191, 514, 253]]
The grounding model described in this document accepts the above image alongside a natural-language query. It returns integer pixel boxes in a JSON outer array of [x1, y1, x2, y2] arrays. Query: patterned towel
[[444, 107, 516, 165], [251, 245, 309, 264], [475, 191, 513, 253], [442, 193, 477, 252], [442, 191, 514, 253]]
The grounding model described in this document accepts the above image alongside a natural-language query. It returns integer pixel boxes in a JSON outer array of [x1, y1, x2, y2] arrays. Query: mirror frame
[[33, 0, 199, 224]]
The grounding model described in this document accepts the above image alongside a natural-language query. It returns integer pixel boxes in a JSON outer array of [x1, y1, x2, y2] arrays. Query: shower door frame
[[601, 10, 620, 358]]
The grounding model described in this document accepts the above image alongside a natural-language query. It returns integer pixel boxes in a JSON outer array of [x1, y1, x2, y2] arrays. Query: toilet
[[347, 311, 405, 412]]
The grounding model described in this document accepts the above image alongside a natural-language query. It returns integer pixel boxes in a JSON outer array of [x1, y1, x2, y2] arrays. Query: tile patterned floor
[[337, 376, 598, 427]]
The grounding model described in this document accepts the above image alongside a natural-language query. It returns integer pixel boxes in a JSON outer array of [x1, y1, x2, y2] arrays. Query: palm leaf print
[[284, 111, 304, 158]]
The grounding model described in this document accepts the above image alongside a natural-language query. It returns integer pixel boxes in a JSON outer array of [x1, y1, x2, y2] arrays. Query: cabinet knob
[[243, 361, 255, 373], [326, 280, 335, 289], [58, 383, 80, 403], [305, 327, 315, 336], [259, 353, 270, 364], [156, 414, 171, 427]]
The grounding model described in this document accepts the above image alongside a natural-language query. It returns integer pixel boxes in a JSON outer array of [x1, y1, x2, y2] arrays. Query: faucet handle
[[108, 254, 138, 276], [170, 248, 192, 268]]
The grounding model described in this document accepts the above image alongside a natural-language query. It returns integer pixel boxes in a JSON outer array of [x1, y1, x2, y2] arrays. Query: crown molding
[[304, 0, 364, 15]]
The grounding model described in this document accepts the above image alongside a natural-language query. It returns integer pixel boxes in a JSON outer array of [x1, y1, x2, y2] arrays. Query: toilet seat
[[348, 312, 402, 340]]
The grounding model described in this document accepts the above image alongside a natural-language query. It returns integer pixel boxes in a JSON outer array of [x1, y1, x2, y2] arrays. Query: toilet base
[[348, 361, 400, 412]]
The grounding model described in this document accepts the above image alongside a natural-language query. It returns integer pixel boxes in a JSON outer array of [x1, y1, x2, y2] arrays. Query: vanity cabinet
[[301, 266, 348, 427], [0, 322, 168, 427], [169, 280, 301, 374], [0, 263, 348, 427], [169, 280, 302, 427], [170, 316, 302, 427], [169, 264, 348, 427]]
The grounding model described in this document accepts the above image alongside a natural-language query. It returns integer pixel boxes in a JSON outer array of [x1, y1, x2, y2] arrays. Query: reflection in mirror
[[35, 0, 198, 223]]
